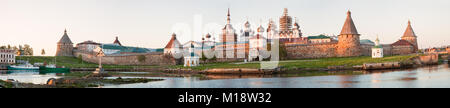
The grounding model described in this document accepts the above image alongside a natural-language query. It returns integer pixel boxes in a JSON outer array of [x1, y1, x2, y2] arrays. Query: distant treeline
[[0, 44, 33, 56]]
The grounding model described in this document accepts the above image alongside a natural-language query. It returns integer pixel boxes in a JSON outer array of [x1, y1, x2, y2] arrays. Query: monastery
[[163, 8, 419, 61]]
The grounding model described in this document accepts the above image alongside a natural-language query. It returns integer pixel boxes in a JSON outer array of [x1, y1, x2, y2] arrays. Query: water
[[103, 64, 450, 88], [0, 70, 62, 84], [1, 64, 449, 88]]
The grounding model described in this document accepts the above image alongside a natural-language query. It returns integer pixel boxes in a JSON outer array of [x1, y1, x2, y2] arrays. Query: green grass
[[0, 80, 13, 88], [16, 56, 161, 69], [279, 55, 417, 69], [171, 55, 418, 70], [16, 55, 418, 71]]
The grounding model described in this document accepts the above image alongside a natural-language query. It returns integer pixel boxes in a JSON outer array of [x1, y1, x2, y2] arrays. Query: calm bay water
[[104, 63, 450, 88], [1, 63, 449, 88], [0, 70, 62, 84]]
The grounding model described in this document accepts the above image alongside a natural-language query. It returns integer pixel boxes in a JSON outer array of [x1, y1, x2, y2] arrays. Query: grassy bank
[[171, 55, 418, 70], [0, 80, 13, 88], [16, 55, 418, 71], [16, 56, 160, 69]]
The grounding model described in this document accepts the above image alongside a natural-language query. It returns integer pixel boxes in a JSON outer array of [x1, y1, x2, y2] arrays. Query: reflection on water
[[104, 64, 450, 88], [1, 64, 449, 88], [0, 70, 62, 84]]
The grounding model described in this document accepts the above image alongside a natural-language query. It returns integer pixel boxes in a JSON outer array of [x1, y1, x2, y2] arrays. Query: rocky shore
[[0, 73, 164, 88], [164, 54, 443, 74]]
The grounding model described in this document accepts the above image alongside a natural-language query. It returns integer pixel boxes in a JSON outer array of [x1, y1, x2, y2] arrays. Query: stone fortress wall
[[285, 42, 338, 59], [74, 52, 177, 66]]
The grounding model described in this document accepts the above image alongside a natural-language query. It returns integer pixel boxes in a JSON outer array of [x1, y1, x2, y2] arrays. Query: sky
[[0, 0, 449, 56]]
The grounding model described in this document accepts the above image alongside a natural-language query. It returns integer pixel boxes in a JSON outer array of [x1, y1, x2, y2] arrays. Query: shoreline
[[1, 60, 446, 88], [164, 54, 444, 74]]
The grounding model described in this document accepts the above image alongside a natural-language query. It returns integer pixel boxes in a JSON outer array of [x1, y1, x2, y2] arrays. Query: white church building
[[184, 43, 200, 67], [372, 37, 383, 58]]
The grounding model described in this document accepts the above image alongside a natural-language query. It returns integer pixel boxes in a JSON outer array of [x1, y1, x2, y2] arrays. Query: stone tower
[[401, 20, 418, 52], [337, 11, 361, 57], [55, 29, 74, 57]]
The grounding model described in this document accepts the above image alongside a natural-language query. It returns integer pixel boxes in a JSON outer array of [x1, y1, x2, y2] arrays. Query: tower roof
[[283, 8, 288, 16], [205, 33, 211, 39], [58, 29, 73, 44], [244, 20, 250, 27], [223, 8, 235, 31], [340, 11, 359, 35], [113, 36, 122, 46], [165, 33, 181, 49], [257, 25, 264, 33], [227, 8, 231, 24], [402, 20, 417, 37], [392, 39, 414, 46]]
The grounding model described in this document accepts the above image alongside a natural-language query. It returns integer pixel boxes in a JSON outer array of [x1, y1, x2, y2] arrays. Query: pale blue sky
[[0, 0, 449, 56]]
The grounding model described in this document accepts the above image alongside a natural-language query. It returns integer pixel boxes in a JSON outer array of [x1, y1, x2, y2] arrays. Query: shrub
[[137, 55, 146, 63]]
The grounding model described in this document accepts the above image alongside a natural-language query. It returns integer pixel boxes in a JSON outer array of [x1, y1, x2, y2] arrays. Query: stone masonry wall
[[382, 45, 393, 56], [56, 43, 74, 56], [336, 34, 361, 57], [360, 44, 374, 56], [74, 52, 177, 66], [391, 45, 414, 55], [285, 42, 338, 59]]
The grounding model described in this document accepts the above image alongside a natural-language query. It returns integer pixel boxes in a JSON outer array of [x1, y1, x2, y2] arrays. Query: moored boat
[[39, 64, 70, 73], [7, 64, 39, 70]]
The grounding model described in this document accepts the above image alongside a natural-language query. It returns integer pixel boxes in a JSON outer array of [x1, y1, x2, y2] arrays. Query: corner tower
[[55, 29, 74, 56], [401, 20, 418, 52], [337, 11, 361, 57]]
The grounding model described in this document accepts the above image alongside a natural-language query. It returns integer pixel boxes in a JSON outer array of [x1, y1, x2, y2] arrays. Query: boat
[[39, 64, 70, 73], [7, 64, 39, 70]]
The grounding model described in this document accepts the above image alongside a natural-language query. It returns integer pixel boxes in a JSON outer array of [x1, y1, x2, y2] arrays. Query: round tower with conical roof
[[55, 29, 74, 57], [401, 20, 418, 52], [337, 11, 361, 57]]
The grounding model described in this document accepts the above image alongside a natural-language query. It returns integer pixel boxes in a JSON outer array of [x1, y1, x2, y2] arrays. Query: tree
[[41, 49, 46, 56], [279, 44, 288, 60], [78, 55, 83, 64], [200, 51, 207, 62], [23, 44, 33, 56], [137, 55, 146, 63], [12, 46, 18, 51]]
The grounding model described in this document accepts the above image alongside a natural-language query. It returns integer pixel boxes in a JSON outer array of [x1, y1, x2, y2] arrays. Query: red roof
[[165, 34, 181, 48], [77, 40, 100, 45], [391, 40, 414, 46], [402, 21, 417, 37], [340, 11, 358, 35], [113, 37, 122, 46]]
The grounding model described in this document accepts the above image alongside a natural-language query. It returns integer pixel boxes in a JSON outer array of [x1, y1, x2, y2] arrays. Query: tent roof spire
[[402, 20, 417, 37], [340, 10, 358, 35]]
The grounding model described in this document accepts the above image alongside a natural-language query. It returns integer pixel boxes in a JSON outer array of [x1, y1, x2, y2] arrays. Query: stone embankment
[[165, 54, 443, 74], [361, 54, 439, 70], [362, 62, 401, 70], [165, 68, 280, 74], [71, 68, 161, 72]]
